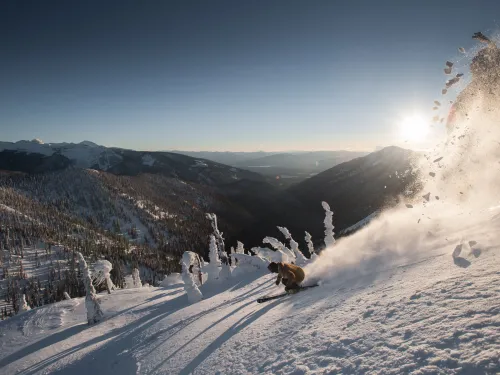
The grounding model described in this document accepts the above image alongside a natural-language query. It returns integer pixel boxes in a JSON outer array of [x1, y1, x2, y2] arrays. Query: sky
[[1, 0, 500, 152]]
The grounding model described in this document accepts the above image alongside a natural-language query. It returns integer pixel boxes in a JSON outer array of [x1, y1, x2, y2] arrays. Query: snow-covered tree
[[230, 241, 245, 266], [322, 201, 335, 248], [181, 252, 203, 303], [263, 237, 294, 263], [277, 226, 307, 266], [181, 261, 203, 303], [132, 268, 142, 288], [92, 260, 114, 294], [182, 251, 204, 286], [305, 231, 318, 260], [208, 235, 220, 265], [77, 252, 103, 325], [305, 231, 314, 254], [206, 213, 228, 264], [205, 235, 221, 283], [252, 247, 288, 263], [235, 241, 245, 254], [17, 294, 31, 313]]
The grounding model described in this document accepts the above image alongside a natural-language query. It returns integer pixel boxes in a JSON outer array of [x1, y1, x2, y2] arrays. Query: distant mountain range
[[173, 150, 369, 188], [0, 140, 264, 186], [169, 151, 277, 166]]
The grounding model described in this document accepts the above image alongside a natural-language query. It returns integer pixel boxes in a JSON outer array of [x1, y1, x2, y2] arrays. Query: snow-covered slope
[[339, 211, 379, 236], [0, 242, 498, 375]]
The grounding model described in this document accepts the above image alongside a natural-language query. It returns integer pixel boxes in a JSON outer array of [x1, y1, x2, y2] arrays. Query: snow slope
[[0, 239, 498, 374], [339, 211, 379, 236]]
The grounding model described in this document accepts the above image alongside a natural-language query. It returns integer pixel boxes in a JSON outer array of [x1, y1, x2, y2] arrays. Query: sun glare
[[399, 115, 430, 141]]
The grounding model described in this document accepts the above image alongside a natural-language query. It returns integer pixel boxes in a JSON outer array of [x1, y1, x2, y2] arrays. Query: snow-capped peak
[[79, 140, 99, 148]]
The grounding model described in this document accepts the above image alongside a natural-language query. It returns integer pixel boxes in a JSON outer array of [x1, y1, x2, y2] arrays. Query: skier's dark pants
[[281, 278, 300, 291]]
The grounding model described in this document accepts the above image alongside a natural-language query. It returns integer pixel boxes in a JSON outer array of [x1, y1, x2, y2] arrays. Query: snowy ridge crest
[[0, 140, 122, 170]]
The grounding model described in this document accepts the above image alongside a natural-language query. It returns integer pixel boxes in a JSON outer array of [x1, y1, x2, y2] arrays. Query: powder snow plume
[[306, 49, 500, 286]]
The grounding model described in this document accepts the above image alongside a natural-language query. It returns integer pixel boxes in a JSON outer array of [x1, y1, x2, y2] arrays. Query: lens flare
[[399, 115, 430, 141]]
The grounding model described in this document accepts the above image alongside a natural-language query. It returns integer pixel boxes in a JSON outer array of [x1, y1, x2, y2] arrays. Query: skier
[[446, 32, 500, 134], [267, 262, 305, 292]]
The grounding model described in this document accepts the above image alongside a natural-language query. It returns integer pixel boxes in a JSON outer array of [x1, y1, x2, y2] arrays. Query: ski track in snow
[[0, 246, 498, 375]]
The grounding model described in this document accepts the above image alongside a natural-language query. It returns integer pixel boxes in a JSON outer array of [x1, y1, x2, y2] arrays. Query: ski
[[257, 284, 319, 303], [257, 292, 289, 303]]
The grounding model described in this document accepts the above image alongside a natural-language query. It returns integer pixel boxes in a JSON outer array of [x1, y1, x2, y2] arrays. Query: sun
[[399, 114, 430, 141]]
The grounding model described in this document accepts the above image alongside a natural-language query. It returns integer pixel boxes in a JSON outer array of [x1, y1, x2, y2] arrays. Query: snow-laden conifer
[[305, 231, 315, 255], [17, 294, 31, 313], [181, 260, 203, 304], [77, 252, 104, 325], [263, 237, 295, 263], [92, 260, 115, 294], [235, 241, 245, 254], [277, 226, 307, 265], [132, 267, 142, 288], [205, 235, 221, 283], [305, 231, 318, 260], [252, 247, 288, 263], [322, 201, 336, 248], [206, 213, 227, 263]]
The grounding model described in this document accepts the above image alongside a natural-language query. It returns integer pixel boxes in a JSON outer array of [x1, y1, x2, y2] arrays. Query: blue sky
[[1, 0, 499, 151]]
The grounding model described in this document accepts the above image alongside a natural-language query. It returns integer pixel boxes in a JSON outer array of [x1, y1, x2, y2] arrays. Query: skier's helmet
[[267, 262, 279, 273]]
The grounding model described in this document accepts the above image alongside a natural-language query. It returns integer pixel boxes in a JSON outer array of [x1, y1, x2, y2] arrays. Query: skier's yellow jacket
[[275, 262, 305, 287]]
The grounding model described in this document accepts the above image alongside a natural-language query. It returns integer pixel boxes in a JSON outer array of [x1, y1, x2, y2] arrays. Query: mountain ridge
[[0, 140, 421, 252]]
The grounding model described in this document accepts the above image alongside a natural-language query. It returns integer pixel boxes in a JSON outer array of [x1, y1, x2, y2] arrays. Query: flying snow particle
[[433, 157, 443, 163], [452, 244, 462, 258], [444, 67, 452, 75], [429, 172, 436, 177], [446, 77, 460, 88], [445, 61, 453, 68], [458, 47, 466, 53], [472, 32, 490, 43], [434, 100, 441, 106], [422, 193, 431, 202], [406, 204, 413, 209], [442, 88, 448, 95], [456, 73, 464, 78]]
